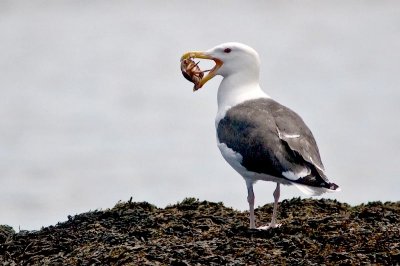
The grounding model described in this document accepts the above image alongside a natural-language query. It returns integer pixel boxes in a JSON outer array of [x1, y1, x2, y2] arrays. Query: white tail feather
[[293, 183, 340, 196]]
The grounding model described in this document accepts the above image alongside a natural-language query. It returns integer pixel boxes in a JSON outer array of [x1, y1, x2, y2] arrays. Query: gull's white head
[[181, 42, 261, 90]]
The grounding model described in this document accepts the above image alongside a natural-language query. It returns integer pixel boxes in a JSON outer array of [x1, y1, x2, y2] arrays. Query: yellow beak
[[181, 51, 223, 90]]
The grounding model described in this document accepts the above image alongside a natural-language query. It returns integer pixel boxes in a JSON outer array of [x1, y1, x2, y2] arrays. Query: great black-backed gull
[[181, 42, 340, 229]]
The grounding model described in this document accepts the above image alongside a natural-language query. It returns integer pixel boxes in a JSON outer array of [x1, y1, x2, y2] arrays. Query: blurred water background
[[1, 1, 399, 230]]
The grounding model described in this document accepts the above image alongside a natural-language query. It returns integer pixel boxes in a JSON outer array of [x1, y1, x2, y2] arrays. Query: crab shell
[[180, 58, 204, 91]]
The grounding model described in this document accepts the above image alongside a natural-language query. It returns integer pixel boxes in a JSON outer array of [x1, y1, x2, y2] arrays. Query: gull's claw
[[257, 223, 282, 230]]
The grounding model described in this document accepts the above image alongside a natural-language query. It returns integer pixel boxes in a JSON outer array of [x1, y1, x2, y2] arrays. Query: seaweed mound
[[1, 198, 399, 265]]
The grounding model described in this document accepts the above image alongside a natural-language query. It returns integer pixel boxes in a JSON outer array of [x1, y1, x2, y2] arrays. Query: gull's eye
[[224, 48, 232, 53]]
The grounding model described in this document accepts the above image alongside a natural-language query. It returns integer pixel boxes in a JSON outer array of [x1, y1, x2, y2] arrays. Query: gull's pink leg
[[258, 183, 282, 230], [246, 180, 256, 229], [270, 183, 280, 228]]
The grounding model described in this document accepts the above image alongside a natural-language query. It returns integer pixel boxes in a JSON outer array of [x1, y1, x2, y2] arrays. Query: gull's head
[[181, 42, 261, 90]]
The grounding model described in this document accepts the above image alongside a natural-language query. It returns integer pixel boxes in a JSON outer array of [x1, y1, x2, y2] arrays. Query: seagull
[[181, 42, 340, 229]]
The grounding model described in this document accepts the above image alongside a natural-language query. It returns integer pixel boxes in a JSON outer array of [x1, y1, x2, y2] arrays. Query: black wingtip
[[329, 182, 339, 190]]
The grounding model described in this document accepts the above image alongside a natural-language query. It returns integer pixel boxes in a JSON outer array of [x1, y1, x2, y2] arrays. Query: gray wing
[[217, 98, 334, 188], [272, 101, 328, 180]]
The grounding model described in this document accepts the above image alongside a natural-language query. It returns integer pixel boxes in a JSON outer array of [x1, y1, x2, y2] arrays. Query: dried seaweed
[[1, 198, 399, 265]]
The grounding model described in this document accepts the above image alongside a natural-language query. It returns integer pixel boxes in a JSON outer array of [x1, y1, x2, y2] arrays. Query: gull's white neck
[[216, 73, 270, 124]]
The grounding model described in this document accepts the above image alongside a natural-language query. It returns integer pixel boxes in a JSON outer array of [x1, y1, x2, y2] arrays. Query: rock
[[0, 198, 399, 265]]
